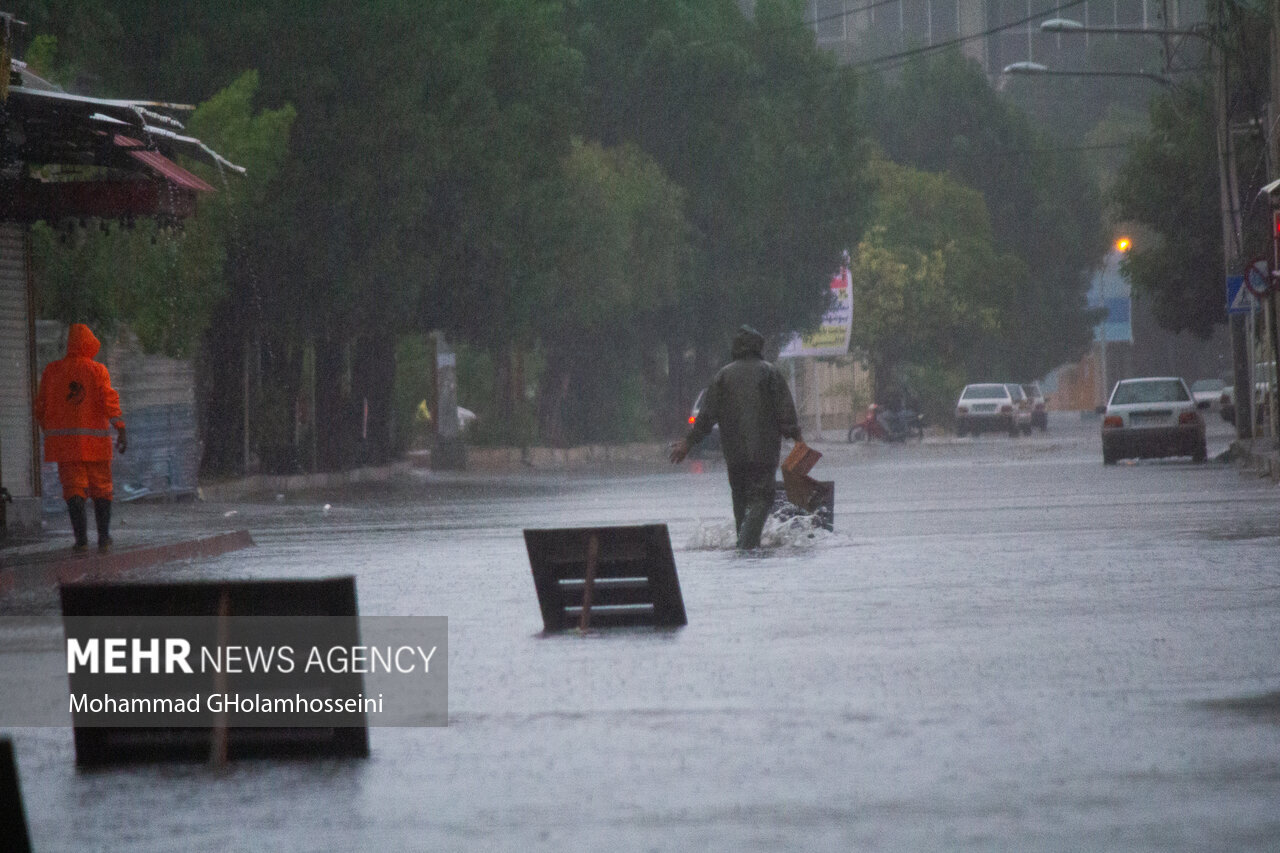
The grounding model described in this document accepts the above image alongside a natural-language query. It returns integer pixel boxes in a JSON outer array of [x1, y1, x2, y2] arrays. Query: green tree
[[5, 1, 123, 89], [864, 49, 1105, 378], [850, 159, 1018, 402], [530, 139, 691, 443], [1110, 0, 1273, 338], [1110, 83, 1221, 337], [30, 72, 293, 362], [20, 0, 878, 459], [572, 0, 872, 422]]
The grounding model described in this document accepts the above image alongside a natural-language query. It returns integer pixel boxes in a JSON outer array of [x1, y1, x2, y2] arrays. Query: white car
[[1022, 382, 1048, 431], [1099, 377, 1206, 464], [955, 383, 1025, 437], [1005, 383, 1034, 435], [1189, 378, 1226, 409]]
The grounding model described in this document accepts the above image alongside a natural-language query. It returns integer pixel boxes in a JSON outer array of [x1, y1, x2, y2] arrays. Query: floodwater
[[4, 415, 1279, 851]]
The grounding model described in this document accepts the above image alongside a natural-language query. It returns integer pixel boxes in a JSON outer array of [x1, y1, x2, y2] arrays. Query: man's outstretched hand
[[668, 439, 690, 464]]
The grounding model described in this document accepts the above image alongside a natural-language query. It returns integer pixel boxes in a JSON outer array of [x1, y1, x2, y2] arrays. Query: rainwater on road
[[4, 414, 1278, 851]]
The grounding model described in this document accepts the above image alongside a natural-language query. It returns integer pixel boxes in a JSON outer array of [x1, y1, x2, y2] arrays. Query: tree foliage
[[1110, 0, 1274, 338], [529, 139, 691, 443], [850, 159, 1018, 392], [864, 49, 1105, 379], [1110, 83, 1221, 337], [13, 1, 1122, 469], [28, 71, 293, 358]]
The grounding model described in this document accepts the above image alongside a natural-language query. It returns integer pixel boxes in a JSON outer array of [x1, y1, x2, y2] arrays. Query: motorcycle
[[847, 404, 925, 443]]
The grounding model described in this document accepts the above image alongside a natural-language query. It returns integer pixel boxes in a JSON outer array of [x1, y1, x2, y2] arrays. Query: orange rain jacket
[[34, 324, 126, 463]]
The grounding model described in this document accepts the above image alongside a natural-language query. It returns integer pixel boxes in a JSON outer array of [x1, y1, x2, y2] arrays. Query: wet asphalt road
[[4, 412, 1279, 851]]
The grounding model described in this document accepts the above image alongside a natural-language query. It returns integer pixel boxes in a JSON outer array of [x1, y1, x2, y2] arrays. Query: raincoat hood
[[66, 324, 100, 359], [730, 325, 765, 360]]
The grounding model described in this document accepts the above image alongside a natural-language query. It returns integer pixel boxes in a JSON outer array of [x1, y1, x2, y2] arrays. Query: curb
[[0, 530, 256, 595], [1229, 439, 1280, 482], [200, 444, 672, 500], [200, 462, 413, 501], [467, 442, 668, 471]]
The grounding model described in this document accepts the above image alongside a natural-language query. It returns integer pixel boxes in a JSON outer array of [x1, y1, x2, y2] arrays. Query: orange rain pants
[[57, 460, 114, 501]]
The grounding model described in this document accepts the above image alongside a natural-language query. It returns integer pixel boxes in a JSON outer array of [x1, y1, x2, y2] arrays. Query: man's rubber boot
[[93, 499, 113, 552], [737, 500, 769, 550], [66, 497, 89, 552]]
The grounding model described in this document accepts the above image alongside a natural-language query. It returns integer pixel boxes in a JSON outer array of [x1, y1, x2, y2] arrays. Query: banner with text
[[779, 257, 853, 358], [1, 616, 448, 728]]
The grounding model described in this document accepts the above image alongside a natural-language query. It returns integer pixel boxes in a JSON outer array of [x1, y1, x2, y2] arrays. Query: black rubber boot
[[737, 499, 769, 550], [66, 497, 89, 552], [93, 498, 113, 552]]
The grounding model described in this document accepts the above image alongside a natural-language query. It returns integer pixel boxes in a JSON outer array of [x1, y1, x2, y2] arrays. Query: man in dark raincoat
[[669, 325, 802, 549], [34, 323, 127, 552]]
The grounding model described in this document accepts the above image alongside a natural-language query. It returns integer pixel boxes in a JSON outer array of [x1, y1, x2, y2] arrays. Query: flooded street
[[5, 415, 1280, 851]]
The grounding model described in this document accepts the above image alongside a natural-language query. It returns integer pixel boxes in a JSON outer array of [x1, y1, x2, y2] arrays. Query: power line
[[951, 141, 1137, 158], [804, 0, 908, 31], [849, 0, 1091, 71], [751, 0, 926, 38]]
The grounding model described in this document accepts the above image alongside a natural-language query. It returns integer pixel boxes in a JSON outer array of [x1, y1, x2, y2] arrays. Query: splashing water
[[686, 509, 837, 551], [686, 519, 737, 550]]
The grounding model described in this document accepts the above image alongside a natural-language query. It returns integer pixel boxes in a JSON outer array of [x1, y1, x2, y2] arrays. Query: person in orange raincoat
[[33, 324, 127, 552]]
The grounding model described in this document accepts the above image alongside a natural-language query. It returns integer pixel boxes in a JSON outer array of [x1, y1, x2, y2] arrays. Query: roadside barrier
[[60, 577, 368, 766], [524, 524, 687, 631]]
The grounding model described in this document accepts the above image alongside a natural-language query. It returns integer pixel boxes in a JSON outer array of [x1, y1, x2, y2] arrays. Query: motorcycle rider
[[883, 386, 919, 438]]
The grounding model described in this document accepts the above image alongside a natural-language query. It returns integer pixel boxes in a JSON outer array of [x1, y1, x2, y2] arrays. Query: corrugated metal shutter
[[0, 223, 36, 498], [107, 337, 200, 501]]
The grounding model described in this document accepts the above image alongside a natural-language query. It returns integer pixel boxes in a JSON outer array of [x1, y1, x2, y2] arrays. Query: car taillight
[[1000, 404, 1012, 413], [956, 406, 968, 414], [1178, 411, 1200, 425], [1103, 415, 1123, 428]]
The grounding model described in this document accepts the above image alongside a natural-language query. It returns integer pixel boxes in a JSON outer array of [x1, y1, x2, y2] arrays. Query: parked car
[[1219, 383, 1235, 424], [1189, 378, 1226, 409], [1099, 377, 1206, 465], [955, 383, 1022, 437], [1005, 384, 1033, 435], [1021, 382, 1048, 431], [1218, 363, 1277, 426], [1255, 361, 1276, 429]]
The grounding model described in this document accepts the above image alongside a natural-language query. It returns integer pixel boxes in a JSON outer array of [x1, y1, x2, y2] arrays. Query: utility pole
[[1039, 8, 1253, 438], [1269, 0, 1280, 445], [1215, 0, 1250, 436]]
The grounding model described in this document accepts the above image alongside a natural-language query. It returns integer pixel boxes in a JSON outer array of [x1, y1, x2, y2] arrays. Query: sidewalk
[[0, 529, 254, 596], [2, 443, 670, 591], [200, 443, 672, 501], [1230, 437, 1280, 482]]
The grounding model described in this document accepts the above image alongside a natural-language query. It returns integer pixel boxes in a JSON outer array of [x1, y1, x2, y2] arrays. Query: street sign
[[1226, 275, 1256, 315], [1244, 258, 1272, 298]]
